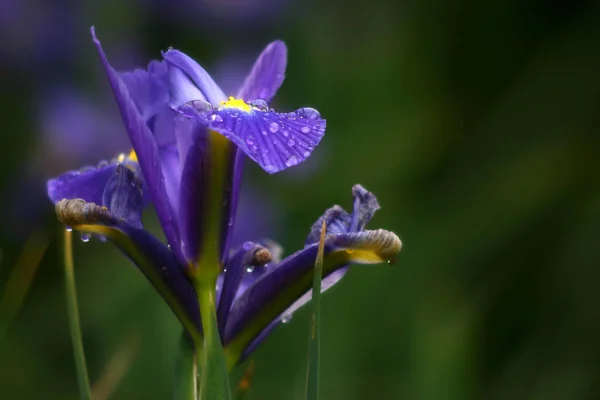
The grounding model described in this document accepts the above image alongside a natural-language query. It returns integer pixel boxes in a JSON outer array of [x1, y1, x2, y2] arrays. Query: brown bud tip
[[251, 247, 272, 266]]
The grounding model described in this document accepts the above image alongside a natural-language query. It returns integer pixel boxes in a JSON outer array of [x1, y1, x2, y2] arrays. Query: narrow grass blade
[[305, 221, 326, 400], [0, 230, 49, 341], [198, 282, 232, 400], [234, 361, 255, 400], [64, 229, 92, 400], [174, 331, 198, 400], [92, 330, 141, 400]]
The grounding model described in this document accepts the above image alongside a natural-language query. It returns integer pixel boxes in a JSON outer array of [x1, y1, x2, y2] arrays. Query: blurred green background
[[1, 0, 600, 399]]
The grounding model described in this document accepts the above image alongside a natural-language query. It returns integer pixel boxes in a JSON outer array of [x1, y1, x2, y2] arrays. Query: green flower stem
[[63, 229, 92, 400], [174, 331, 198, 400], [196, 276, 232, 400]]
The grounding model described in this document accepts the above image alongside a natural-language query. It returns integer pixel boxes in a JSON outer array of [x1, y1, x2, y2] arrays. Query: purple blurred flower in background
[[47, 29, 401, 364]]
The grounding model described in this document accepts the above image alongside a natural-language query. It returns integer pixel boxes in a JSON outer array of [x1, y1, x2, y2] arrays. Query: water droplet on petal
[[303, 151, 311, 157], [285, 155, 299, 167], [65, 226, 73, 232], [287, 139, 296, 147], [297, 107, 321, 120], [269, 122, 279, 133], [80, 233, 91, 243], [282, 130, 290, 137], [246, 136, 256, 146], [249, 99, 268, 111], [246, 266, 255, 273], [210, 114, 223, 123], [264, 165, 277, 173], [261, 130, 268, 136], [287, 112, 296, 120], [281, 314, 293, 323], [188, 99, 213, 113]]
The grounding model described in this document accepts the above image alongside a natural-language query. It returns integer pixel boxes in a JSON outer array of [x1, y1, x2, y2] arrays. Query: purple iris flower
[[46, 28, 401, 364]]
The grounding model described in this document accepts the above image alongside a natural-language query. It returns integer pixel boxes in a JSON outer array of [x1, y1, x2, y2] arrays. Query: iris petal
[[119, 60, 169, 121], [237, 40, 287, 103], [162, 49, 227, 105], [54, 198, 202, 339], [178, 104, 326, 173], [47, 161, 118, 205], [92, 27, 184, 265]]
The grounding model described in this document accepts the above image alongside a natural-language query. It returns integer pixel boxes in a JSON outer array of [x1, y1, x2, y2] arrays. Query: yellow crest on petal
[[218, 96, 251, 112]]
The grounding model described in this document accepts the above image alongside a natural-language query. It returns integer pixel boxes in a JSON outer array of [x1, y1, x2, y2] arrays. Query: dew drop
[[303, 151, 311, 157], [261, 130, 268, 136], [264, 165, 277, 173], [287, 139, 296, 147], [80, 233, 91, 243], [300, 126, 311, 134], [210, 114, 223, 123], [281, 314, 293, 324], [65, 226, 73, 232], [269, 122, 279, 133], [285, 156, 299, 167], [287, 112, 296, 120], [249, 99, 268, 111], [282, 130, 290, 137], [246, 266, 255, 273], [297, 107, 321, 120], [246, 136, 255, 146], [188, 99, 213, 113]]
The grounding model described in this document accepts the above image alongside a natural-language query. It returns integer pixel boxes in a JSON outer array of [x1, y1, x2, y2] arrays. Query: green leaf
[[174, 331, 198, 400], [63, 229, 92, 400], [0, 230, 49, 341], [305, 221, 326, 400], [197, 281, 232, 400]]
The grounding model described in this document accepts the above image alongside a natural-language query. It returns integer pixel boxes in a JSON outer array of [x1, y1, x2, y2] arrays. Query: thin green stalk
[[197, 278, 232, 400], [64, 229, 92, 400], [305, 221, 326, 400], [174, 331, 198, 400]]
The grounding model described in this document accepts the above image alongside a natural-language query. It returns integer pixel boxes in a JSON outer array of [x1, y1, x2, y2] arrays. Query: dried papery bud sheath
[[329, 229, 402, 262], [247, 246, 272, 266], [55, 198, 115, 227]]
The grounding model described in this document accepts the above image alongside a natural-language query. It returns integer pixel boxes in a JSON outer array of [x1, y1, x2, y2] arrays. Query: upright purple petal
[[119, 60, 169, 121], [91, 27, 184, 264], [237, 41, 287, 103], [217, 241, 267, 334], [163, 49, 227, 105], [102, 164, 145, 229], [219, 148, 245, 261], [178, 122, 211, 264]]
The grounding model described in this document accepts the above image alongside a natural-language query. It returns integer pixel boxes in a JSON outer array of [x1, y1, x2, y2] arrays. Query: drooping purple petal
[[223, 229, 401, 347], [237, 41, 287, 103], [55, 198, 201, 335], [47, 161, 118, 205], [91, 27, 184, 265], [223, 186, 396, 359], [178, 103, 326, 174], [119, 60, 169, 121], [162, 49, 227, 105]]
